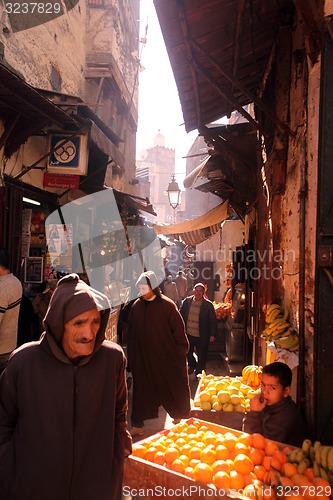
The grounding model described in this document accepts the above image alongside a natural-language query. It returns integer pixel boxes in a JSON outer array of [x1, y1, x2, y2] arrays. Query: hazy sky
[[136, 0, 198, 181]]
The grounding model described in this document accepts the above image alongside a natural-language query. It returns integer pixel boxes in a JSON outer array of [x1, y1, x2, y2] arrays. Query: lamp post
[[167, 174, 181, 222]]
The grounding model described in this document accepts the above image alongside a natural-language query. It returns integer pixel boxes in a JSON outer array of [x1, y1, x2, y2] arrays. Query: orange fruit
[[203, 431, 218, 445], [175, 437, 187, 448], [181, 444, 192, 456], [132, 444, 147, 459], [243, 471, 257, 486], [189, 458, 201, 468], [290, 473, 313, 488], [189, 446, 202, 460], [281, 461, 298, 478], [265, 440, 279, 456], [279, 476, 294, 487], [303, 467, 315, 482], [193, 463, 213, 484], [272, 449, 287, 465], [242, 480, 265, 499], [215, 444, 229, 461], [311, 478, 331, 498], [171, 458, 185, 474], [270, 456, 282, 471], [233, 453, 254, 474], [230, 442, 250, 459], [238, 433, 253, 447], [153, 451, 165, 465], [248, 447, 265, 465], [224, 433, 238, 450], [253, 465, 266, 481], [252, 433, 267, 449], [184, 466, 194, 478], [164, 447, 180, 463], [213, 471, 231, 489], [262, 455, 272, 471], [201, 447, 217, 465], [144, 446, 158, 462], [178, 454, 189, 467], [229, 470, 245, 490], [211, 460, 232, 475]]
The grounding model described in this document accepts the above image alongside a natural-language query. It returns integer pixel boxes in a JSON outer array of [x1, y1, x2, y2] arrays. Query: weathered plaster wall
[[86, 0, 139, 193], [0, 1, 86, 95]]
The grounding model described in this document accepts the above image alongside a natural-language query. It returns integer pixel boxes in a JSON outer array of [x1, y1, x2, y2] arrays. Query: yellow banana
[[266, 307, 282, 323], [313, 461, 321, 477], [266, 303, 281, 316], [297, 458, 311, 474], [320, 466, 329, 481], [327, 446, 333, 473], [320, 445, 331, 469], [302, 438, 312, 456]]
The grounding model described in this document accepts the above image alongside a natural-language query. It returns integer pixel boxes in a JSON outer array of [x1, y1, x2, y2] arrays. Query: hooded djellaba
[[127, 271, 191, 425], [0, 273, 131, 500]]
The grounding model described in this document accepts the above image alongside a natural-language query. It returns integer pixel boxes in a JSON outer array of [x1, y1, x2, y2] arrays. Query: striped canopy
[[153, 202, 229, 246]]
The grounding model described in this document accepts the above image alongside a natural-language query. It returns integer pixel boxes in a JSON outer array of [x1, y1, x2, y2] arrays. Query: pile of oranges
[[131, 419, 332, 499]]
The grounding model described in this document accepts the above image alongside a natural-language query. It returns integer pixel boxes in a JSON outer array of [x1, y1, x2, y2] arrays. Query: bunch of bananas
[[262, 303, 299, 351], [241, 364, 262, 389], [287, 439, 333, 485]]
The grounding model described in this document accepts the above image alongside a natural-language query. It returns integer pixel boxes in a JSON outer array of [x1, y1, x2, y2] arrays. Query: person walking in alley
[[180, 282, 217, 377], [0, 273, 131, 500], [162, 274, 180, 306], [127, 270, 190, 437], [174, 267, 188, 301], [0, 248, 22, 375]]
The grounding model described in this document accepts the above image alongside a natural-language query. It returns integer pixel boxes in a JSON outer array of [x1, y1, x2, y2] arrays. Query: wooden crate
[[190, 377, 244, 431], [123, 419, 245, 499], [124, 418, 287, 499]]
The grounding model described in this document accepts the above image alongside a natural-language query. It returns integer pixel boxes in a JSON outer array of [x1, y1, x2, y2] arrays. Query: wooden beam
[[292, 0, 323, 62], [177, 1, 202, 130], [190, 38, 295, 138]]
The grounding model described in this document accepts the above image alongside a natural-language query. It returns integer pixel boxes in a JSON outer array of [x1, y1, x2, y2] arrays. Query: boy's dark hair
[[262, 362, 292, 388], [0, 248, 10, 270]]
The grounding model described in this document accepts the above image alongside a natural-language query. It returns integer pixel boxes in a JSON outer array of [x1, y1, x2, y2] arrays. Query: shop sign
[[43, 172, 80, 189], [47, 133, 89, 175]]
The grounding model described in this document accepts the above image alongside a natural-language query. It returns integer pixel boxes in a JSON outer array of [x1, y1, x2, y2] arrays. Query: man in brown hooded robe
[[127, 270, 190, 436], [0, 273, 131, 500]]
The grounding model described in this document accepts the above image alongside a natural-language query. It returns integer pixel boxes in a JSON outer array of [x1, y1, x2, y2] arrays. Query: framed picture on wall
[[24, 257, 44, 283]]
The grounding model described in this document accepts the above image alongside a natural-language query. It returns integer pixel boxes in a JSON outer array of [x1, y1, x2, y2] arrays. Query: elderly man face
[[61, 307, 101, 361]]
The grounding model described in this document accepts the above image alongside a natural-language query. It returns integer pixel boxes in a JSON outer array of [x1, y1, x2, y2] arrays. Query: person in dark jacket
[[180, 282, 217, 376], [0, 273, 131, 500], [127, 270, 190, 437], [242, 361, 308, 447]]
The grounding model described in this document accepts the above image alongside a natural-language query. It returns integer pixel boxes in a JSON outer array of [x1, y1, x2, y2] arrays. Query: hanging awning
[[153, 201, 229, 246], [0, 64, 80, 157], [183, 156, 211, 189]]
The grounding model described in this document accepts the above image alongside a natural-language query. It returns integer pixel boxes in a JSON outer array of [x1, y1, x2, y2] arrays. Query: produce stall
[[124, 418, 333, 499], [190, 366, 262, 430]]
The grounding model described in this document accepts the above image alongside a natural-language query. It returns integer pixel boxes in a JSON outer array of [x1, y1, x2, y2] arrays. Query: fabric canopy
[[183, 156, 211, 189], [153, 202, 229, 246]]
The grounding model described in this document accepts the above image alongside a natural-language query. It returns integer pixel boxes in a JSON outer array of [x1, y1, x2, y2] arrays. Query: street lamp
[[167, 174, 181, 209], [166, 174, 181, 222]]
